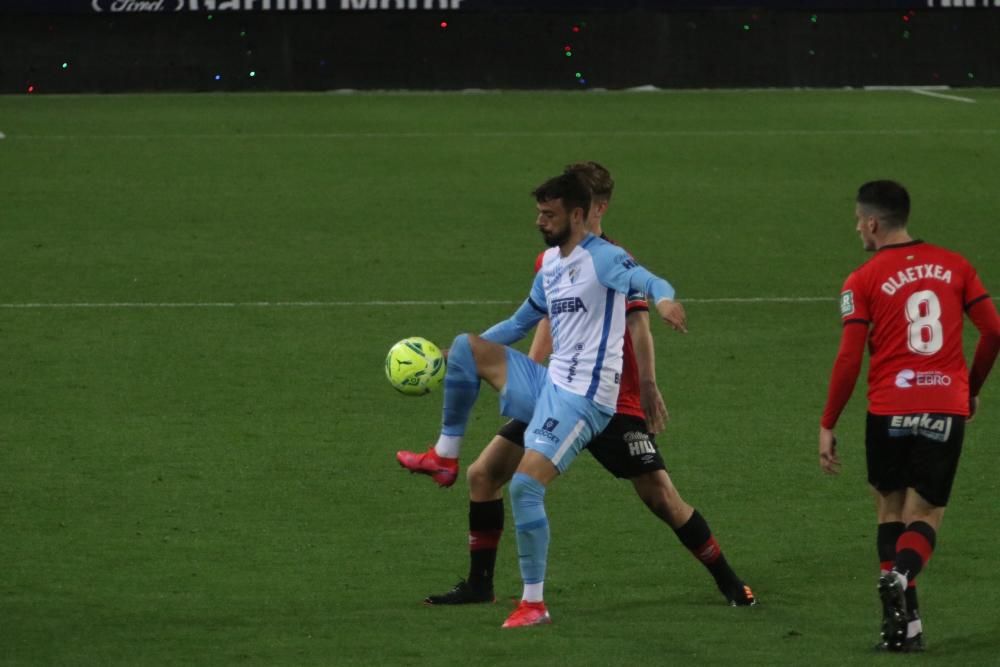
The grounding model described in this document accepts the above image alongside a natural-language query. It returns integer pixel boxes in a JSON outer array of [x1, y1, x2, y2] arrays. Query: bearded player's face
[[536, 199, 573, 247]]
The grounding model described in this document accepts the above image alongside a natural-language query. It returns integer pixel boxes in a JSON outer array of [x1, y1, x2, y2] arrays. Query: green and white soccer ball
[[385, 337, 446, 396]]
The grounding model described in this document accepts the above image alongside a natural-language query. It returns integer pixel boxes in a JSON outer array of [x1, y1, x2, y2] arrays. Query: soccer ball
[[385, 337, 446, 396]]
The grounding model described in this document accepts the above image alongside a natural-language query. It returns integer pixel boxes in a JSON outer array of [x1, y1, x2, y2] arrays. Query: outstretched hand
[[656, 299, 688, 333], [819, 427, 841, 475]]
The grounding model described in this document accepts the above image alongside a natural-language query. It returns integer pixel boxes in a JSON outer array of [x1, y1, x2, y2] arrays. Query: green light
[[240, 31, 246, 37], [207, 13, 213, 20], [968, 72, 975, 79], [565, 51, 572, 57], [575, 72, 582, 78], [810, 14, 817, 23], [808, 49, 815, 56], [250, 71, 256, 77], [743, 24, 750, 31], [61, 62, 68, 69], [902, 30, 910, 39]]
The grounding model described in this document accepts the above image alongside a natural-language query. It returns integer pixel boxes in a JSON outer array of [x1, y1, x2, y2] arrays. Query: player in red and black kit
[[819, 180, 1000, 652], [402, 161, 755, 608]]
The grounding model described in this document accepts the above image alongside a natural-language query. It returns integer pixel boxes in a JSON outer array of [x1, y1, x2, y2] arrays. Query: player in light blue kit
[[411, 172, 687, 628]]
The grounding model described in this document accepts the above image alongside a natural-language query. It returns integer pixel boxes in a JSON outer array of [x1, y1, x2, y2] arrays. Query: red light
[[27, 84, 35, 93], [564, 45, 572, 51], [440, 21, 447, 28], [572, 26, 580, 33], [902, 15, 909, 22]]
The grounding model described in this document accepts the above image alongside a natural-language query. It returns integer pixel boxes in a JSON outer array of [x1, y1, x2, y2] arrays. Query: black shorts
[[496, 414, 666, 479], [865, 412, 965, 507]]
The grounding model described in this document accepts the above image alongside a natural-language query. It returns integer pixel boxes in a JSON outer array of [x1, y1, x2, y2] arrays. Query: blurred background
[[3, 0, 1000, 93]]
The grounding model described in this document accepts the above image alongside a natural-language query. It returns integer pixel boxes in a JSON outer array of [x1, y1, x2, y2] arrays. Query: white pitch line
[[6, 128, 999, 140], [4, 296, 997, 309], [909, 89, 977, 104], [0, 297, 838, 309]]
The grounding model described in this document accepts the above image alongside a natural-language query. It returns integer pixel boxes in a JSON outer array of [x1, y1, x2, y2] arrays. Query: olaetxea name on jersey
[[880, 264, 953, 296]]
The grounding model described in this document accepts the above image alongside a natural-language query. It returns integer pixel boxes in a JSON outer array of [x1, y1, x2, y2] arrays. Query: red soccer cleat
[[501, 600, 551, 628], [395, 446, 459, 488]]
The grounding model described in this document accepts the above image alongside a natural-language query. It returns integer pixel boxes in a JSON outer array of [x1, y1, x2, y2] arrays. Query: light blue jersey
[[483, 233, 675, 413]]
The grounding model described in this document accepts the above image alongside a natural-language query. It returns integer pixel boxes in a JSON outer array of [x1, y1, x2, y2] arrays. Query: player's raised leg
[[396, 333, 508, 487]]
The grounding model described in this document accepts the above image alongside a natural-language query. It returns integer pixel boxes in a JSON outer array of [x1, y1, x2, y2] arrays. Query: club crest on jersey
[[568, 265, 580, 284], [550, 297, 588, 314], [840, 290, 854, 316]]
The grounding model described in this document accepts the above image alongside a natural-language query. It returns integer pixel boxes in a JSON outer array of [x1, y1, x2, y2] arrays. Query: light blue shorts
[[500, 347, 612, 473]]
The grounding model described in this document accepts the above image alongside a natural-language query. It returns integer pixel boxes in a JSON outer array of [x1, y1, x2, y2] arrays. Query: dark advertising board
[[3, 0, 998, 14]]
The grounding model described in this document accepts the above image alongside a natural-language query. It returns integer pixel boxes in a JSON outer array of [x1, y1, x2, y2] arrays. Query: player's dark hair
[[857, 180, 910, 228], [564, 161, 614, 202], [532, 172, 592, 219]]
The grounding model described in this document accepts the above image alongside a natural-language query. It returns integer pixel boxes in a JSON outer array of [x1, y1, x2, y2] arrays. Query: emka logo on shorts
[[888, 414, 953, 442], [895, 369, 952, 389], [532, 418, 560, 443]]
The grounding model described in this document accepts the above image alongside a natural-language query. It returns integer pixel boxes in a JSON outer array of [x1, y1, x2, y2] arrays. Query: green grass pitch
[[1, 89, 999, 666]]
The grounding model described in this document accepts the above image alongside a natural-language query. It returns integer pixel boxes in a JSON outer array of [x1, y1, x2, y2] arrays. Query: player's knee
[[467, 459, 501, 496], [509, 472, 545, 509], [451, 333, 472, 356]]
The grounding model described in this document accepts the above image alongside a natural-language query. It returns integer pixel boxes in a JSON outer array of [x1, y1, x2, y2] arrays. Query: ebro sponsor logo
[[550, 297, 588, 315], [894, 369, 952, 389]]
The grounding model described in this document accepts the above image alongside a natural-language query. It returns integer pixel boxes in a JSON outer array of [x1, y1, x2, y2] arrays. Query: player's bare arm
[[626, 309, 668, 433]]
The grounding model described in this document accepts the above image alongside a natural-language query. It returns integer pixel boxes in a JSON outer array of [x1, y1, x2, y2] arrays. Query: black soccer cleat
[[878, 572, 908, 651], [723, 581, 757, 607], [874, 632, 924, 653], [903, 632, 926, 652], [424, 579, 495, 606]]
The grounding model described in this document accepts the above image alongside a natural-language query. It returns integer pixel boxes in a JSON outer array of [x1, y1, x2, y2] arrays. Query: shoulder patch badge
[[840, 290, 855, 316]]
